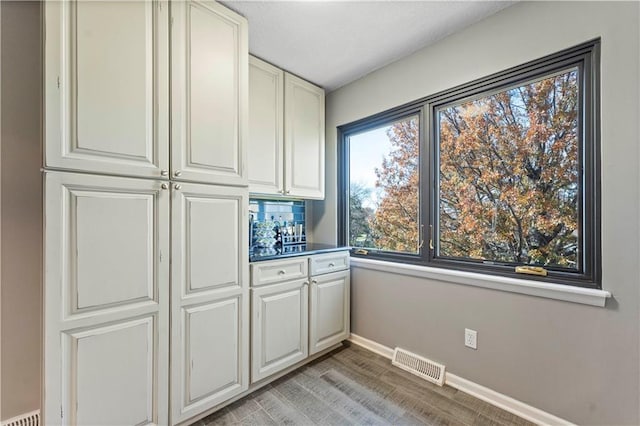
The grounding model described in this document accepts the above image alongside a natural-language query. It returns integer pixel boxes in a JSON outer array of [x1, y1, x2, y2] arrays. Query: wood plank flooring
[[195, 343, 535, 426]]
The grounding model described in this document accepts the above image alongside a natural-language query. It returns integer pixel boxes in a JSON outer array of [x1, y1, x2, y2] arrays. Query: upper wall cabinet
[[284, 73, 325, 199], [172, 0, 248, 186], [248, 57, 325, 199], [248, 56, 284, 195], [45, 0, 170, 179], [45, 0, 248, 187]]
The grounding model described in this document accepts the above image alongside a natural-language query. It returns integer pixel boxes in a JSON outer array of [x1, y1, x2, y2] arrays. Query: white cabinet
[[248, 56, 284, 194], [309, 270, 350, 355], [44, 1, 249, 424], [251, 279, 309, 383], [170, 182, 248, 424], [284, 73, 325, 199], [45, 0, 170, 179], [248, 57, 325, 199], [172, 0, 248, 186], [249, 250, 349, 382], [45, 0, 248, 186], [44, 172, 169, 425]]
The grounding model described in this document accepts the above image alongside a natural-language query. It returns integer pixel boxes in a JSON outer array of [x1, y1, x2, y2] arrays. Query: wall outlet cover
[[465, 328, 477, 349]]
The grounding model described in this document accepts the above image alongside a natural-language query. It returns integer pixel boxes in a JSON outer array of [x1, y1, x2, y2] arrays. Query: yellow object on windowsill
[[515, 265, 548, 276]]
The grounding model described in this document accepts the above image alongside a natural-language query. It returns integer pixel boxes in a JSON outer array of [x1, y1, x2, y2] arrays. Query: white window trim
[[350, 257, 610, 307]]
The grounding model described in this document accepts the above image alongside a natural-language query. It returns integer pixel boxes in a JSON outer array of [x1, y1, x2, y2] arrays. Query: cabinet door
[[171, 182, 249, 425], [44, 172, 169, 426], [171, 0, 248, 186], [309, 270, 350, 355], [45, 1, 169, 179], [251, 279, 309, 383], [248, 56, 284, 195], [284, 73, 325, 199]]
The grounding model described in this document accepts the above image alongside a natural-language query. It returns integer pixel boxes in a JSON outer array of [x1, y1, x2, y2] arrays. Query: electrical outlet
[[465, 328, 477, 349]]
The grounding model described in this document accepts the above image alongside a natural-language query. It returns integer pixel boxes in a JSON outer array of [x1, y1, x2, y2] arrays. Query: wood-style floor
[[195, 343, 534, 426]]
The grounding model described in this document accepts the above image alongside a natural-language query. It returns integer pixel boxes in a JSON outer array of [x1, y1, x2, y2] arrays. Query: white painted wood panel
[[284, 73, 325, 199], [185, 298, 241, 403], [250, 256, 308, 287], [187, 197, 239, 292], [171, 0, 248, 186], [309, 251, 350, 276], [171, 182, 249, 424], [45, 0, 169, 178], [309, 270, 350, 355], [251, 279, 308, 382], [71, 317, 155, 426], [44, 171, 169, 425], [74, 191, 154, 310], [248, 56, 284, 195]]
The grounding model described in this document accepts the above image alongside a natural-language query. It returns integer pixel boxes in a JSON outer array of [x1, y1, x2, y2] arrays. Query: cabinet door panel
[[284, 73, 325, 199], [44, 172, 169, 426], [70, 317, 156, 426], [248, 56, 284, 195], [172, 0, 248, 185], [74, 190, 154, 311], [185, 297, 242, 404], [45, 1, 169, 178], [187, 197, 239, 292], [310, 270, 350, 355], [171, 182, 249, 424], [251, 279, 308, 383]]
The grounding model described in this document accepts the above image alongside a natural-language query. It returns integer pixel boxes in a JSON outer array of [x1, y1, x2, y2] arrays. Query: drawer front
[[309, 251, 350, 276], [251, 257, 308, 287]]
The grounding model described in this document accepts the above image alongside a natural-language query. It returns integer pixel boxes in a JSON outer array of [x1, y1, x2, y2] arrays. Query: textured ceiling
[[220, 1, 516, 92]]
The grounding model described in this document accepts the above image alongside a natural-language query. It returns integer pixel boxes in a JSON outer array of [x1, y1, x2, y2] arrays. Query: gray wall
[[311, 1, 640, 424], [0, 1, 43, 421]]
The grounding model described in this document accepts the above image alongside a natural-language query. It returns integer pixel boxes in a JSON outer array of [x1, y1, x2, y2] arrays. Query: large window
[[338, 39, 600, 288]]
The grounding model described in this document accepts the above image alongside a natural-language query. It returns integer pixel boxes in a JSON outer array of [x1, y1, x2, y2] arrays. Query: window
[[338, 39, 600, 288], [345, 114, 421, 261]]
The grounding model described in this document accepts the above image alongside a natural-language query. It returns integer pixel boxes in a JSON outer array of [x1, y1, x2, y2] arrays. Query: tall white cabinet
[[44, 1, 249, 425], [170, 183, 248, 423], [248, 56, 325, 199], [44, 172, 170, 425]]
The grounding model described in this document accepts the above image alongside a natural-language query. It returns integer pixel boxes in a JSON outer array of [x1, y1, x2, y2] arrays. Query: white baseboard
[[348, 333, 573, 426], [444, 373, 573, 426], [348, 333, 394, 359]]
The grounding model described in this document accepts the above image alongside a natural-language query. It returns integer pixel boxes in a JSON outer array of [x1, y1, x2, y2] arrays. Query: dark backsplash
[[249, 199, 305, 248]]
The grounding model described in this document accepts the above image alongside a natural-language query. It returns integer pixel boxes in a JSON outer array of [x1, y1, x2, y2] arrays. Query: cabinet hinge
[[57, 76, 60, 89], [61, 406, 63, 419]]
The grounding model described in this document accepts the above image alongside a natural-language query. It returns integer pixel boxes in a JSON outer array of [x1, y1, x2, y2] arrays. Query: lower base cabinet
[[309, 270, 350, 355], [251, 279, 309, 382], [250, 251, 350, 383]]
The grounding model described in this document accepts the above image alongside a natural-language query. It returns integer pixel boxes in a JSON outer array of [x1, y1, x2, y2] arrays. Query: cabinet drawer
[[309, 251, 350, 276], [251, 257, 308, 287]]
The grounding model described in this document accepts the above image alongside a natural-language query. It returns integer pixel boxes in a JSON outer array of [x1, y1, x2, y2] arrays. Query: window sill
[[350, 258, 611, 307]]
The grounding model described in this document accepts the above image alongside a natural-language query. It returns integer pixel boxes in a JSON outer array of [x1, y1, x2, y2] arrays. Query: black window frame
[[338, 39, 601, 289]]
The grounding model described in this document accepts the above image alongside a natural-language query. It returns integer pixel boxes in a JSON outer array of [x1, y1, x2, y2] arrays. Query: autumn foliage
[[439, 70, 580, 268], [368, 117, 420, 253], [356, 70, 580, 270]]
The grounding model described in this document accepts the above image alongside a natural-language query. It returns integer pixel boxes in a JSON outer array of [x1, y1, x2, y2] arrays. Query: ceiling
[[220, 1, 516, 92]]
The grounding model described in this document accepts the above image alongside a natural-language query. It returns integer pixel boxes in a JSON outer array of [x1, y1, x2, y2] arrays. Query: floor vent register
[[392, 347, 446, 386]]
